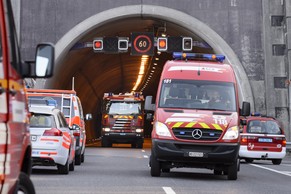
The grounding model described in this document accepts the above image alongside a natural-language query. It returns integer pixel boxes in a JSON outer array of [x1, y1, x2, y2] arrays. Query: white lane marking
[[250, 164, 291, 177], [163, 187, 176, 194], [143, 155, 148, 158]]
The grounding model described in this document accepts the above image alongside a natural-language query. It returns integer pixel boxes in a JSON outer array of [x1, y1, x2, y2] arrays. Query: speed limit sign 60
[[131, 32, 154, 56]]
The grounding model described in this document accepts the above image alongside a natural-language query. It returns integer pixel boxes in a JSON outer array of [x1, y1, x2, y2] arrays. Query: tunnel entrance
[[44, 5, 253, 142]]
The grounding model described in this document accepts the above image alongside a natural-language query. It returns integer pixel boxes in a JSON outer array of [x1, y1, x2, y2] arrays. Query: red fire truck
[[101, 93, 144, 148], [0, 0, 54, 193], [145, 52, 250, 180]]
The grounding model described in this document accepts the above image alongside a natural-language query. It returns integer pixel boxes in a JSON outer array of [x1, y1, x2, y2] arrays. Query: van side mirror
[[145, 96, 155, 111], [241, 101, 250, 116], [85, 113, 92, 121], [23, 43, 55, 78]]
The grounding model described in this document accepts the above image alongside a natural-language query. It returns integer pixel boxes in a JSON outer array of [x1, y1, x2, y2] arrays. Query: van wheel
[[245, 158, 253, 163], [81, 152, 85, 163], [150, 154, 161, 177], [17, 172, 35, 194], [75, 154, 81, 165], [69, 158, 75, 171], [272, 159, 282, 165], [227, 159, 238, 180], [57, 159, 69, 174]]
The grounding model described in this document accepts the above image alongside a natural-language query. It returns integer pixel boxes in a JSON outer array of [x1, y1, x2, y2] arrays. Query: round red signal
[[159, 40, 166, 48], [94, 41, 102, 48]]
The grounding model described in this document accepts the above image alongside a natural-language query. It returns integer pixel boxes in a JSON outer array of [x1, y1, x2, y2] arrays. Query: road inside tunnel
[[42, 5, 253, 143]]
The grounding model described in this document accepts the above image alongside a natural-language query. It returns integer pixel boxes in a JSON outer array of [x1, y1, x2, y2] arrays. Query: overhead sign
[[131, 32, 154, 56]]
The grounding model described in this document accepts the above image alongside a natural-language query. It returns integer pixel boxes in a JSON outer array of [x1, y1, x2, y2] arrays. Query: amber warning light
[[157, 37, 167, 51]]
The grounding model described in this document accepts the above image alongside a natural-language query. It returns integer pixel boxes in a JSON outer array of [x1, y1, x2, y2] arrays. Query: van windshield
[[159, 79, 237, 111]]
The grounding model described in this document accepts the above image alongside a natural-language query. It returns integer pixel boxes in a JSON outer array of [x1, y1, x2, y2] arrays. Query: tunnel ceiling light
[[155, 58, 159, 61], [154, 63, 158, 66], [152, 67, 156, 69], [132, 55, 149, 92]]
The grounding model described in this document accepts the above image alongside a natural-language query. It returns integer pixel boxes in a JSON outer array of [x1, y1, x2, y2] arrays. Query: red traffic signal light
[[157, 37, 167, 51], [93, 38, 103, 51]]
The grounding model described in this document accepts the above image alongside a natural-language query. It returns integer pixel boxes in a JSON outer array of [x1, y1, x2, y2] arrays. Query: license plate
[[31, 135, 37, 141], [258, 138, 272, 143], [188, 152, 204, 157]]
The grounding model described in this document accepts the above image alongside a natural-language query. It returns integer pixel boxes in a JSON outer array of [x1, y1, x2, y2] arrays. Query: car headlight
[[222, 126, 239, 140], [154, 122, 172, 137]]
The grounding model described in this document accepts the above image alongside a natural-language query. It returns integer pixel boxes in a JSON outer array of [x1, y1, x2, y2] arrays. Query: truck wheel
[[75, 154, 82, 165], [69, 158, 75, 171], [137, 141, 143, 149], [57, 159, 69, 174], [245, 158, 253, 163], [131, 143, 137, 148], [17, 172, 35, 194], [101, 139, 111, 147], [227, 159, 238, 180], [150, 154, 161, 177], [272, 159, 282, 165]]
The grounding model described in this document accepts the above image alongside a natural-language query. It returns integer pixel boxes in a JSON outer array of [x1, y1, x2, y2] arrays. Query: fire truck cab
[[145, 52, 250, 180], [0, 0, 54, 193], [101, 93, 144, 148]]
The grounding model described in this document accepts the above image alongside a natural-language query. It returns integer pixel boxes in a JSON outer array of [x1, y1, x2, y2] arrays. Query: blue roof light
[[46, 99, 57, 107], [173, 52, 225, 62], [251, 112, 261, 116]]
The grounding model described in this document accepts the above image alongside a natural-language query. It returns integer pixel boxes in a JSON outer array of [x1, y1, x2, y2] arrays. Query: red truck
[[145, 52, 250, 180], [101, 93, 144, 148], [0, 0, 54, 193]]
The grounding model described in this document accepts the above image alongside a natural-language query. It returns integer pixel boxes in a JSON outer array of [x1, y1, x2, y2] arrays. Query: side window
[[0, 30, 3, 78]]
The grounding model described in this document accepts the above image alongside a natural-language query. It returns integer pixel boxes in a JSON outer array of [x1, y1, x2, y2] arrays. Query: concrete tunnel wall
[[45, 5, 254, 141]]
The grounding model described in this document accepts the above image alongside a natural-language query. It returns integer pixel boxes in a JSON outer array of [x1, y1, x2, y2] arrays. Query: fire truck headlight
[[136, 129, 143, 133], [154, 122, 172, 137], [222, 126, 239, 140], [103, 128, 111, 132]]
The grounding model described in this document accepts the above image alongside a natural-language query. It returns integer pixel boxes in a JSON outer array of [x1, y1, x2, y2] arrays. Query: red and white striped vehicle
[[239, 114, 286, 165], [29, 105, 76, 174]]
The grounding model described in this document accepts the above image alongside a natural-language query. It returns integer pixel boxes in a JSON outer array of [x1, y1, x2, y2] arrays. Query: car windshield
[[30, 114, 56, 128], [247, 120, 282, 134], [105, 101, 142, 115], [158, 79, 237, 111]]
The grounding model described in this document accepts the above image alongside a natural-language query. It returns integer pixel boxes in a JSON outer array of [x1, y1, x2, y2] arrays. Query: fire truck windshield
[[106, 101, 142, 115], [159, 79, 237, 111]]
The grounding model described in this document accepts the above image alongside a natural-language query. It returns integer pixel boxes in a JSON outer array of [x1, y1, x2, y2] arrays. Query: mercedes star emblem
[[192, 129, 203, 139]]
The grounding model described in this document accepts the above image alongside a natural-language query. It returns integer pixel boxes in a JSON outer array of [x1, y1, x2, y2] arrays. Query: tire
[[75, 153, 82, 165], [137, 140, 143, 149], [131, 143, 137, 148], [272, 159, 282, 165], [17, 172, 35, 194], [150, 154, 161, 177], [69, 158, 75, 171], [57, 160, 69, 174], [227, 159, 238, 180], [101, 138, 111, 147], [245, 158, 254, 163], [214, 170, 223, 175], [81, 152, 85, 163]]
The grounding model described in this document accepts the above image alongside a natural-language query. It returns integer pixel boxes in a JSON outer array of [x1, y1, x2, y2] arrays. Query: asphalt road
[[31, 144, 291, 194]]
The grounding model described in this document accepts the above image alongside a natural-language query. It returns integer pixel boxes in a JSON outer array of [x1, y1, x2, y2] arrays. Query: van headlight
[[154, 122, 172, 137], [222, 126, 239, 140]]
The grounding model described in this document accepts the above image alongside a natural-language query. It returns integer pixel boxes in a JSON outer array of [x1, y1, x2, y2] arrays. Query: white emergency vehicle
[[29, 102, 76, 174]]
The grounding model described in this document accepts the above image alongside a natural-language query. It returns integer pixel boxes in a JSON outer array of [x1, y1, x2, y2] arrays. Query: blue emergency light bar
[[251, 112, 261, 116], [29, 98, 57, 107], [173, 52, 225, 62]]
